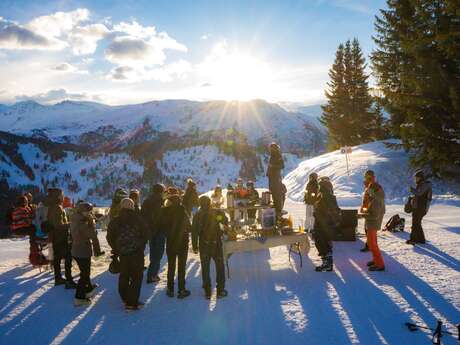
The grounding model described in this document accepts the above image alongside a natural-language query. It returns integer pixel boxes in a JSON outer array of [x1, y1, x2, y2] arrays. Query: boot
[[369, 265, 385, 272], [65, 280, 77, 289], [323, 255, 333, 272], [74, 298, 91, 307], [85, 284, 98, 298], [55, 277, 66, 286], [360, 244, 369, 252], [367, 261, 374, 267], [217, 289, 228, 299], [204, 286, 211, 300], [177, 289, 191, 299], [166, 289, 174, 298], [314, 257, 327, 272]]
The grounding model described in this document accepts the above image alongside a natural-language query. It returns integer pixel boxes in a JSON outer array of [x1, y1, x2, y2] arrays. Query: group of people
[[105, 179, 231, 310], [5, 141, 434, 311], [304, 169, 433, 272]]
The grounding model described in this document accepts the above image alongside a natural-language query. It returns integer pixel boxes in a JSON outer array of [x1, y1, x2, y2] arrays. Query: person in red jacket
[[360, 170, 386, 271], [11, 196, 35, 237]]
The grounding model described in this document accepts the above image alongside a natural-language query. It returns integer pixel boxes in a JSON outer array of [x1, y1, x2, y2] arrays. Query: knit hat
[[414, 170, 425, 179], [120, 198, 135, 210]]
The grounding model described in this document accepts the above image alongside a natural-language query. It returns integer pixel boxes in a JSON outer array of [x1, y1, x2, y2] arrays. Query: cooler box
[[333, 209, 358, 241]]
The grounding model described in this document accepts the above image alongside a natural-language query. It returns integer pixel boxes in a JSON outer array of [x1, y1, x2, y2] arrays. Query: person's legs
[[167, 252, 177, 292], [64, 245, 73, 281], [118, 256, 130, 303], [75, 257, 91, 299], [177, 247, 188, 291], [148, 232, 165, 279], [410, 210, 426, 243], [199, 249, 211, 289], [53, 245, 64, 281], [126, 254, 144, 307], [214, 252, 225, 292], [367, 229, 384, 268]]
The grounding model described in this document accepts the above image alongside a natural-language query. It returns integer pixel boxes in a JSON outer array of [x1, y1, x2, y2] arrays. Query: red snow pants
[[366, 229, 384, 268]]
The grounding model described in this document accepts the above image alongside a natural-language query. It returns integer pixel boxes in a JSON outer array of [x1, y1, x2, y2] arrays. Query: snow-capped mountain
[[284, 140, 460, 205], [0, 99, 325, 154]]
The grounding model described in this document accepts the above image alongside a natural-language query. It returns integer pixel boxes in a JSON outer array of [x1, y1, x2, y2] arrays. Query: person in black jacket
[[407, 170, 432, 245], [266, 143, 285, 221], [107, 198, 148, 310], [313, 177, 340, 272], [192, 196, 228, 299], [141, 184, 166, 283], [160, 194, 191, 299], [182, 179, 199, 217]]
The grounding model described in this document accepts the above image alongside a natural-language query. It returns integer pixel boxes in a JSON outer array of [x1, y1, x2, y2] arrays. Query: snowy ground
[[0, 200, 459, 345]]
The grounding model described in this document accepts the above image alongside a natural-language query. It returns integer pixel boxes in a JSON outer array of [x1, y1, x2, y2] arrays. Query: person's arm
[[191, 213, 200, 252], [106, 219, 117, 250]]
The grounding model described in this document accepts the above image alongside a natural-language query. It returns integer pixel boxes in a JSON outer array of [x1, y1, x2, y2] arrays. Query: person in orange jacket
[[359, 170, 386, 271]]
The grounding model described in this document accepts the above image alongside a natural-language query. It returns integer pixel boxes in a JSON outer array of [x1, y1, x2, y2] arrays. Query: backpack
[[384, 214, 405, 232], [116, 222, 142, 256]]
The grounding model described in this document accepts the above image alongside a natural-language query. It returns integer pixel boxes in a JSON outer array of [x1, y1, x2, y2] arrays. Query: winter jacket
[[362, 182, 386, 230], [46, 200, 70, 246], [247, 189, 260, 205], [266, 150, 284, 181], [192, 207, 228, 252], [234, 187, 249, 199], [70, 212, 100, 258], [141, 192, 164, 237], [411, 180, 432, 214], [314, 188, 340, 229], [304, 180, 319, 205], [106, 208, 148, 256], [11, 206, 33, 232], [160, 204, 191, 255], [182, 187, 199, 215]]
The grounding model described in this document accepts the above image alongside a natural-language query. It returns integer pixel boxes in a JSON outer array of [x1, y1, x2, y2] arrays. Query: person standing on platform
[[266, 142, 285, 222], [360, 170, 386, 271]]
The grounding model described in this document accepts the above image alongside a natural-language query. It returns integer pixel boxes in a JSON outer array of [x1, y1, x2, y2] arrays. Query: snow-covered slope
[[284, 140, 460, 204], [0, 99, 325, 153]]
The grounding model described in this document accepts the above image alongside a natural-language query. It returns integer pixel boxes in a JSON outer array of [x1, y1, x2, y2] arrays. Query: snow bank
[[284, 140, 460, 205]]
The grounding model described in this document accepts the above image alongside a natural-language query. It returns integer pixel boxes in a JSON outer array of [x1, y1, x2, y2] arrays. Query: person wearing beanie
[[407, 170, 432, 245], [70, 202, 104, 306], [142, 183, 166, 283], [129, 189, 141, 213], [360, 170, 386, 271], [159, 194, 191, 299], [45, 188, 76, 288], [182, 179, 199, 217], [313, 177, 340, 272], [192, 196, 228, 299], [107, 198, 148, 310]]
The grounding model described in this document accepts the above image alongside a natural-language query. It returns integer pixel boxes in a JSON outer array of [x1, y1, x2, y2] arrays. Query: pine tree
[[371, 0, 460, 176], [321, 39, 376, 148]]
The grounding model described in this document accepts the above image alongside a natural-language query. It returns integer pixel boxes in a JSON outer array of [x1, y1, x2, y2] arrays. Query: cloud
[[50, 62, 88, 74], [108, 59, 192, 82], [27, 8, 89, 38], [0, 17, 66, 50], [106, 20, 187, 68], [69, 23, 110, 55], [200, 34, 209, 40], [16, 88, 104, 104]]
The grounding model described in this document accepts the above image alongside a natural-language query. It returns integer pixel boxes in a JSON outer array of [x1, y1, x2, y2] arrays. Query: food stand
[[220, 200, 310, 278]]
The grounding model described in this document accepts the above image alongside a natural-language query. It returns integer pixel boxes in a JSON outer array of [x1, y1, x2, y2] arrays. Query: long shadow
[[331, 241, 460, 344]]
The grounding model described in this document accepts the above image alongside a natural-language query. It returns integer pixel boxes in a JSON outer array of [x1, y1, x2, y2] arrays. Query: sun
[[198, 42, 273, 101]]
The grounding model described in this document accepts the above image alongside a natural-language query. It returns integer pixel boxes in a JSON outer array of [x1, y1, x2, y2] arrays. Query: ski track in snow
[[0, 202, 459, 345]]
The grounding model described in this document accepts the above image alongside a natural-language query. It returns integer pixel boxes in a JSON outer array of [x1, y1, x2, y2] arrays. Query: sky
[[0, 0, 387, 106]]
